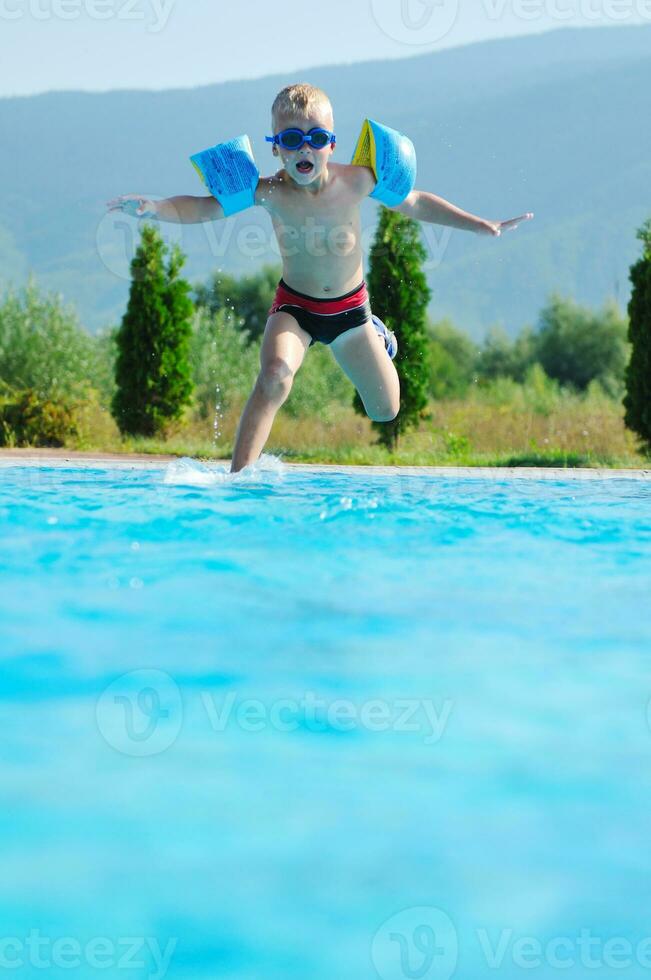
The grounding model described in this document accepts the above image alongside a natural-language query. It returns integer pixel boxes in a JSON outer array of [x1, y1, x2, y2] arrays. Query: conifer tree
[[112, 224, 194, 436], [356, 209, 431, 450], [624, 219, 651, 451]]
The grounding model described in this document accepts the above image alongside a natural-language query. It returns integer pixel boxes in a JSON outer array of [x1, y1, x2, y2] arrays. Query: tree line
[[1, 213, 650, 453]]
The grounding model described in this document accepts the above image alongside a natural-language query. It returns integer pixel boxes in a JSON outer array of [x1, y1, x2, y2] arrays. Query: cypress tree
[[624, 219, 651, 451], [355, 209, 431, 450], [112, 224, 194, 436]]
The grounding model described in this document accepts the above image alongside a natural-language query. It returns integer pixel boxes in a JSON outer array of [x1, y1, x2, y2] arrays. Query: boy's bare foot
[[372, 315, 398, 360]]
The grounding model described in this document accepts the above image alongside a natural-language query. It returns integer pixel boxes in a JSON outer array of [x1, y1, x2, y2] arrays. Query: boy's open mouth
[[296, 160, 314, 175]]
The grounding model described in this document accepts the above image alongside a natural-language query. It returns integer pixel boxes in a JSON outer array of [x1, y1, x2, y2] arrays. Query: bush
[[190, 307, 259, 419], [285, 344, 355, 419], [468, 362, 563, 415], [534, 294, 629, 396], [190, 306, 354, 423], [0, 389, 78, 447], [476, 325, 514, 381], [475, 324, 537, 383], [474, 298, 629, 397], [193, 264, 281, 342], [519, 362, 564, 415], [428, 318, 478, 399], [93, 326, 118, 408], [0, 277, 107, 401]]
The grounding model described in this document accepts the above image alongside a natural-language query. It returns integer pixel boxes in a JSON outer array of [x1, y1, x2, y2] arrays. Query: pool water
[[1, 458, 651, 980]]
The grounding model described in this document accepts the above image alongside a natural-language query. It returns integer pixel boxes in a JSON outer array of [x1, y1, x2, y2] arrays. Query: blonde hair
[[271, 83, 333, 127]]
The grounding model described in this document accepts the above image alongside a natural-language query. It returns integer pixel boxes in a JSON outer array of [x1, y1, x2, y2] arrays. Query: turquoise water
[[1, 458, 651, 980]]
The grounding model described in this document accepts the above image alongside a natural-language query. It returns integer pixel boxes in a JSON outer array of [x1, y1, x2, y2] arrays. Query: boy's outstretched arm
[[106, 193, 225, 223], [106, 176, 278, 223], [389, 190, 533, 237]]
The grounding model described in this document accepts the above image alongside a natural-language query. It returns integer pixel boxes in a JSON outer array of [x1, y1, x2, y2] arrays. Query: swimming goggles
[[265, 127, 336, 150]]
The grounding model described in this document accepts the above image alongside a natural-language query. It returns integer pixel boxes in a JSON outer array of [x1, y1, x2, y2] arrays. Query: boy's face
[[271, 105, 335, 186]]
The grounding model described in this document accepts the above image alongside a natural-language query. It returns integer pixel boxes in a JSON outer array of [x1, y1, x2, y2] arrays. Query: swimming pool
[[1, 458, 651, 980]]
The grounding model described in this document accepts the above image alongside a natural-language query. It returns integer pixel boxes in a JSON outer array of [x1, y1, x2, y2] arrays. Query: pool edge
[[1, 453, 650, 480]]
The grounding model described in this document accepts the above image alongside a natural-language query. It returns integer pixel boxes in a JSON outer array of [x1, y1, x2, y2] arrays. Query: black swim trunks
[[268, 278, 372, 346]]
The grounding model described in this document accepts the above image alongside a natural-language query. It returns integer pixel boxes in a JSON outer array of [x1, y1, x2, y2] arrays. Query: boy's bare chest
[[270, 202, 361, 253]]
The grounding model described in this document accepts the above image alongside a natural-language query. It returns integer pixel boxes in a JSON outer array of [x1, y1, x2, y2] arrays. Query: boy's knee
[[258, 357, 295, 402], [367, 397, 400, 423], [370, 408, 399, 423]]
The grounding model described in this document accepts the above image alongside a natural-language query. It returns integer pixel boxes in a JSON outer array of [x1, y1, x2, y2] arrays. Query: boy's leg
[[330, 319, 400, 421], [230, 311, 311, 473]]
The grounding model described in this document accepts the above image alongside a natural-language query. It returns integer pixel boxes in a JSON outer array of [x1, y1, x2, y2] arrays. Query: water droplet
[[213, 382, 223, 444]]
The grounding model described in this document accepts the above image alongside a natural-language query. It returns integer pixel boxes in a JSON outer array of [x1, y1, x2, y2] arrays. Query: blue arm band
[[190, 135, 260, 217], [351, 119, 417, 207]]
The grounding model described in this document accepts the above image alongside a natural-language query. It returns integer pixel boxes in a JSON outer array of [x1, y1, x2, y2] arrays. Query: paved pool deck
[[1, 449, 650, 480]]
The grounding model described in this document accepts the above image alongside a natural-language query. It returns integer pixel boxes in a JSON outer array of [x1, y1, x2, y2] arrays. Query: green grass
[[78, 437, 645, 470], [10, 374, 649, 470]]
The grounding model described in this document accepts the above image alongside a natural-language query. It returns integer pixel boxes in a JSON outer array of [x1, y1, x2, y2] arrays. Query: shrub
[[190, 306, 354, 423], [285, 344, 355, 419], [534, 294, 629, 395], [193, 264, 281, 342], [468, 363, 562, 415], [475, 324, 537, 383], [428, 318, 479, 399], [93, 326, 118, 408], [0, 389, 78, 447], [190, 307, 259, 419], [0, 277, 106, 400]]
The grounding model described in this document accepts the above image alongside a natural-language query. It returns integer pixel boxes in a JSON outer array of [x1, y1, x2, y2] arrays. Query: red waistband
[[271, 279, 369, 316]]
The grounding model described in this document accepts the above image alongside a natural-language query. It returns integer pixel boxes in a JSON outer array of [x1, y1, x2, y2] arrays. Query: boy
[[107, 83, 532, 472]]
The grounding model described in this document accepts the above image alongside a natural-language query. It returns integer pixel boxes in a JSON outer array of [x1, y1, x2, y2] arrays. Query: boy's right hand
[[106, 194, 158, 218]]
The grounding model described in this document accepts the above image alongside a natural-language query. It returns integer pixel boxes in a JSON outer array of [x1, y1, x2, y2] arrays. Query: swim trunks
[[268, 278, 372, 346]]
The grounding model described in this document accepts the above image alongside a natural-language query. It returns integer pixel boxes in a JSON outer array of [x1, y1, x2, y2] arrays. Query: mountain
[[1, 24, 650, 338]]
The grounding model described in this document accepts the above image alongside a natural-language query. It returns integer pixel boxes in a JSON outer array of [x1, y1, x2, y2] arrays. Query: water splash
[[213, 383, 223, 444], [162, 454, 286, 487], [162, 457, 221, 486]]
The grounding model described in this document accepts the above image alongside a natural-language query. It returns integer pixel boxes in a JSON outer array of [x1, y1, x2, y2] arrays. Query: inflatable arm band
[[351, 119, 417, 208], [190, 135, 259, 217]]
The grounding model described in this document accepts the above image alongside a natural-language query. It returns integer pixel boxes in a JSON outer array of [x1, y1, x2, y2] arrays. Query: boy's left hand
[[479, 212, 534, 236]]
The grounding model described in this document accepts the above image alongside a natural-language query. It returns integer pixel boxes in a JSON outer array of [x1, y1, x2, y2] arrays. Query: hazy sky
[[1, 0, 648, 97]]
